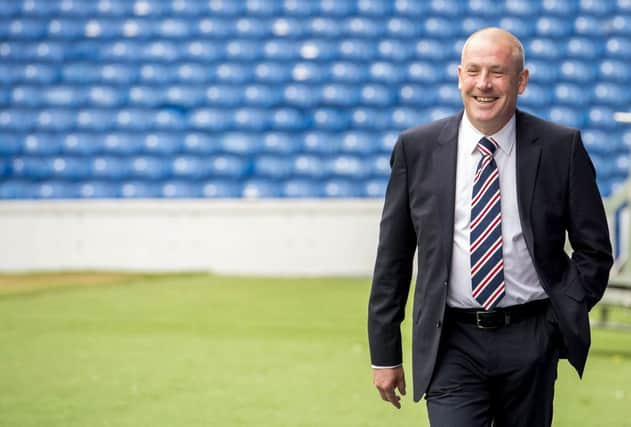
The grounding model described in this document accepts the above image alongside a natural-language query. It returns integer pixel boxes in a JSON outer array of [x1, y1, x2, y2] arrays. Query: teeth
[[476, 97, 495, 102]]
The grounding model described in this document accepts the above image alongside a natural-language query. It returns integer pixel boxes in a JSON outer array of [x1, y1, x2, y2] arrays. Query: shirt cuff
[[371, 364, 403, 369]]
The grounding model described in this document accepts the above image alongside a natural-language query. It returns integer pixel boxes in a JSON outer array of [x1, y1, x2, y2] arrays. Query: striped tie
[[470, 137, 505, 311]]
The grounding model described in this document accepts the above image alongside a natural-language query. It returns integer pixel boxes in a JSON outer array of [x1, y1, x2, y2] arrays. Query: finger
[[397, 376, 406, 396], [384, 389, 401, 409]]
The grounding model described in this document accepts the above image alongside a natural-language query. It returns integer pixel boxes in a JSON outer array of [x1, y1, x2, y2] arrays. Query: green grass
[[0, 273, 630, 426]]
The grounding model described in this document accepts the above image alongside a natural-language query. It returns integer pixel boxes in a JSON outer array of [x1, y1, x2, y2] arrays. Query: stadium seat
[[579, 0, 615, 15], [102, 133, 144, 155], [0, 180, 34, 199], [242, 179, 283, 198], [361, 84, 396, 107], [306, 17, 342, 38], [0, 109, 37, 131], [22, 134, 63, 155], [130, 156, 172, 180], [0, 134, 22, 156], [527, 38, 566, 59], [284, 84, 322, 108], [142, 133, 182, 155], [184, 40, 225, 61], [321, 84, 360, 107], [344, 17, 383, 38], [582, 129, 612, 155], [244, 85, 282, 107], [364, 178, 387, 198], [206, 85, 244, 107], [541, 0, 578, 15], [608, 15, 631, 35], [574, 16, 606, 36], [415, 39, 452, 60], [606, 37, 631, 58], [38, 109, 76, 131], [425, 17, 460, 38], [120, 181, 162, 198], [114, 109, 154, 131], [255, 62, 293, 83], [293, 154, 326, 178], [323, 179, 363, 198], [6, 17, 47, 39], [161, 181, 203, 198], [220, 133, 262, 155], [138, 64, 173, 84], [378, 39, 416, 62], [224, 39, 264, 61], [436, 84, 462, 106], [505, 0, 541, 15], [189, 108, 234, 131], [263, 39, 300, 61], [233, 108, 271, 131], [318, 0, 356, 16], [171, 155, 211, 180], [272, 108, 310, 130], [11, 85, 44, 107], [527, 60, 560, 83], [202, 180, 243, 198], [63, 133, 105, 155], [262, 132, 298, 154], [182, 133, 218, 154], [357, 0, 392, 16], [393, 0, 429, 16], [566, 37, 603, 59], [554, 83, 592, 107], [208, 155, 252, 178], [587, 106, 618, 129], [461, 17, 495, 36], [536, 16, 573, 37], [559, 60, 597, 82], [33, 181, 79, 199], [91, 156, 132, 179], [592, 83, 631, 107], [498, 17, 537, 38], [79, 181, 121, 198], [519, 83, 553, 108], [341, 132, 380, 154], [299, 40, 338, 61], [215, 63, 254, 83], [369, 62, 404, 84], [352, 108, 392, 129], [271, 17, 304, 38], [391, 107, 422, 129], [386, 17, 422, 38], [371, 154, 392, 177], [312, 108, 350, 131], [338, 39, 379, 61], [407, 62, 443, 83], [156, 18, 192, 38], [302, 132, 342, 154], [547, 107, 585, 128], [292, 62, 330, 83], [253, 156, 293, 179], [283, 179, 324, 198], [327, 155, 370, 179]]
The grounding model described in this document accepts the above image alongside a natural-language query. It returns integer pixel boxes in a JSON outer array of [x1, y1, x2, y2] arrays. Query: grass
[[0, 273, 630, 426]]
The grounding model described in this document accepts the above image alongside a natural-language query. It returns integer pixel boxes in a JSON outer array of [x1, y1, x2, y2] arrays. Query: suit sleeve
[[566, 132, 614, 310], [367, 136, 417, 366]]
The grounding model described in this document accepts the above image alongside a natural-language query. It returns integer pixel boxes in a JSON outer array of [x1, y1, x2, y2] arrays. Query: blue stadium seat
[[226, 39, 263, 61], [243, 85, 282, 107], [323, 179, 363, 198], [547, 107, 585, 128], [47, 18, 86, 39], [271, 17, 304, 38], [361, 84, 396, 107], [312, 108, 350, 131], [505, 0, 541, 15], [425, 17, 460, 38], [536, 16, 573, 37], [559, 60, 597, 82], [606, 37, 631, 58], [302, 131, 342, 154], [1, 41, 65, 61], [169, 0, 206, 16], [161, 181, 203, 198], [407, 62, 443, 83], [292, 62, 330, 83], [582, 129, 613, 155], [364, 178, 387, 197], [318, 0, 356, 16], [344, 17, 383, 38], [202, 180, 243, 198], [436, 84, 462, 106], [89, 86, 127, 108], [391, 107, 421, 129], [130, 156, 172, 180], [415, 39, 453, 61], [461, 17, 496, 36], [33, 181, 79, 199], [566, 37, 603, 59], [428, 0, 463, 16], [184, 40, 225, 61], [338, 39, 379, 61], [608, 15, 631, 35], [378, 39, 416, 62], [541, 0, 578, 15], [256, 62, 293, 83], [574, 16, 606, 36], [469, 0, 505, 16], [120, 181, 162, 198], [498, 17, 537, 38], [99, 64, 138, 84], [262, 132, 298, 154], [98, 40, 143, 61], [293, 154, 326, 178], [208, 155, 252, 178], [11, 86, 44, 107], [283, 179, 324, 198], [114, 109, 154, 131], [189, 108, 234, 131], [79, 181, 121, 198], [0, 134, 21, 156], [253, 156, 293, 179], [352, 108, 392, 129], [370, 62, 404, 84], [519, 83, 553, 108], [282, 0, 317, 16], [156, 18, 192, 38], [102, 133, 144, 155], [321, 84, 360, 107], [22, 134, 63, 155], [554, 83, 592, 107], [11, 156, 52, 179], [171, 156, 212, 178], [206, 85, 244, 107], [220, 133, 262, 155], [182, 133, 218, 154], [393, 0, 429, 16], [215, 63, 254, 84], [45, 86, 87, 107], [387, 17, 423, 38], [328, 62, 367, 84], [327, 155, 371, 179], [370, 154, 392, 177], [38, 109, 76, 131], [379, 131, 398, 153], [527, 60, 559, 83], [579, 0, 615, 15], [305, 17, 342, 38], [263, 39, 300, 61], [242, 179, 283, 198], [233, 108, 271, 131], [11, 63, 58, 84], [91, 156, 132, 179], [63, 133, 105, 155], [48, 156, 92, 179], [284, 84, 322, 108], [0, 109, 37, 131], [341, 132, 380, 154], [163, 86, 204, 108], [142, 133, 182, 155], [592, 83, 631, 107], [587, 107, 618, 129], [0, 1, 20, 16], [299, 40, 338, 61], [527, 38, 566, 59], [0, 180, 34, 199], [357, 0, 392, 16], [6, 18, 47, 39], [272, 108, 310, 130]]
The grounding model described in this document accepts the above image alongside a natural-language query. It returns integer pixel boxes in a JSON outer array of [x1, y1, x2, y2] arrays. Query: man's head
[[457, 27, 529, 135]]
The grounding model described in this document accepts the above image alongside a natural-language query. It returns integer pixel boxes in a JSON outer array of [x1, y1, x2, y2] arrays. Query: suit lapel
[[515, 110, 542, 246], [433, 113, 461, 270]]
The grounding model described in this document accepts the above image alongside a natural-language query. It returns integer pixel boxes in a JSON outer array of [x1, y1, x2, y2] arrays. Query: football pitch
[[1, 273, 630, 427]]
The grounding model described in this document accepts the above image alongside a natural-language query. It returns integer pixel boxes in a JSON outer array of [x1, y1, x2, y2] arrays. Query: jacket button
[[436, 321, 442, 328], [443, 280, 448, 286]]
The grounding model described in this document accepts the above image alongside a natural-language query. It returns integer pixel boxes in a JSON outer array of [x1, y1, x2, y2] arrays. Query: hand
[[372, 366, 406, 409]]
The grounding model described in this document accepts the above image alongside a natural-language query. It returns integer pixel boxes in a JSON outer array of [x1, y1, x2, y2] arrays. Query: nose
[[475, 71, 492, 90]]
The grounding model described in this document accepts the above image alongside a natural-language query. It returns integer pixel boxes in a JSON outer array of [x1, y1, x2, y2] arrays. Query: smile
[[474, 96, 498, 103]]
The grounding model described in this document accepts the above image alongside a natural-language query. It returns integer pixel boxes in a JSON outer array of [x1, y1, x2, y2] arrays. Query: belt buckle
[[475, 311, 499, 329]]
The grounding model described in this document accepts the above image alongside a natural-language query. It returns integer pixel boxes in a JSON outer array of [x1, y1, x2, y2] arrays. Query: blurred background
[[1, 0, 631, 426]]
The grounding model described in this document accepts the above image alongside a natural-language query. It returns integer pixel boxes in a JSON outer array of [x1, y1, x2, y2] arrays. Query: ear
[[517, 68, 529, 94], [457, 65, 463, 90]]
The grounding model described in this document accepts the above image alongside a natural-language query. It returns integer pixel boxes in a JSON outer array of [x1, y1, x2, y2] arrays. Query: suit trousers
[[425, 303, 561, 427]]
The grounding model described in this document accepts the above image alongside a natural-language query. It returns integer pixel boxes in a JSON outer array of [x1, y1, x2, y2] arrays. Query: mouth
[[473, 96, 498, 103]]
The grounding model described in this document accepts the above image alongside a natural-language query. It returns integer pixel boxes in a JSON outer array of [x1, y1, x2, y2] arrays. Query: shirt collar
[[461, 113, 516, 156]]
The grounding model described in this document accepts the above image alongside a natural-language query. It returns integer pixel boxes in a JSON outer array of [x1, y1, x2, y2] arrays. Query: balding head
[[461, 28, 526, 72]]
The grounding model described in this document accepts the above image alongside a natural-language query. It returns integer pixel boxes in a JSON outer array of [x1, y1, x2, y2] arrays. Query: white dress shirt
[[449, 113, 547, 308]]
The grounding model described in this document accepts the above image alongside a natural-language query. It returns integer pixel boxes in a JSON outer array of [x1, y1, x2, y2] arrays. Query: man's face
[[457, 34, 528, 135]]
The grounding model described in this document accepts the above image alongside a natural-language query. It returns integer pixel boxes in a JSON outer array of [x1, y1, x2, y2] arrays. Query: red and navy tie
[[470, 137, 505, 311]]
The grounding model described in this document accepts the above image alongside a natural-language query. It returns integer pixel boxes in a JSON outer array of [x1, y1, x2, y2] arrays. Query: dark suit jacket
[[368, 110, 613, 402]]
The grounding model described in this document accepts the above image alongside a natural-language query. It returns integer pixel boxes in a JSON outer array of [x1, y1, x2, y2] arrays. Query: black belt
[[446, 299, 550, 329]]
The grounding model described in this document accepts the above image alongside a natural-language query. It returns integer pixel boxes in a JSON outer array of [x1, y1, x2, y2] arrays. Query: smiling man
[[368, 28, 612, 426]]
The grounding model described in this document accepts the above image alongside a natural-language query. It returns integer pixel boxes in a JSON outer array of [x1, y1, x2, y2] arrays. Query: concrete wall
[[0, 199, 384, 276]]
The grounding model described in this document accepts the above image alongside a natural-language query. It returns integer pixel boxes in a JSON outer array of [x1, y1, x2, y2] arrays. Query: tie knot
[[477, 137, 498, 157]]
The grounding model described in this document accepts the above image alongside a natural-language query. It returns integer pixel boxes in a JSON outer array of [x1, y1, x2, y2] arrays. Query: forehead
[[461, 38, 518, 68]]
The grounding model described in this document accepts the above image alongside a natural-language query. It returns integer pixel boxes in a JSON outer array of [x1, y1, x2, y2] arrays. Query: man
[[368, 28, 613, 426]]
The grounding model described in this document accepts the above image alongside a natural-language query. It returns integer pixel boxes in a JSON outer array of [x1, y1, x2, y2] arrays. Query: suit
[[368, 109, 613, 403]]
